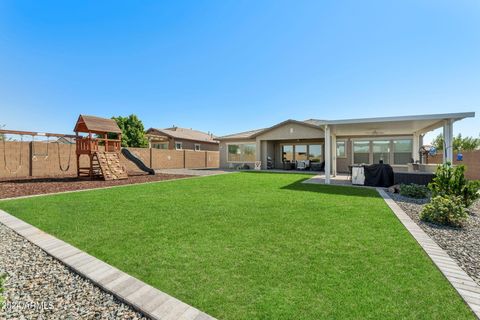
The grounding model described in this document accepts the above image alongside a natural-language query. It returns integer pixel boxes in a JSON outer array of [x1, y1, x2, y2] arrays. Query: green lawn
[[0, 172, 474, 319]]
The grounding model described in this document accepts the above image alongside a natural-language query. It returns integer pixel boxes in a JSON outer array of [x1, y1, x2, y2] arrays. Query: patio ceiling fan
[[365, 128, 385, 135]]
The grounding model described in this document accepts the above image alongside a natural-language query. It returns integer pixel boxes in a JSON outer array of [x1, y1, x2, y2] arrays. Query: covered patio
[[218, 112, 475, 185]]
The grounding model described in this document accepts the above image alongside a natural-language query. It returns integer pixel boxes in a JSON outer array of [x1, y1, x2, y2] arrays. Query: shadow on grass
[[280, 179, 380, 198]]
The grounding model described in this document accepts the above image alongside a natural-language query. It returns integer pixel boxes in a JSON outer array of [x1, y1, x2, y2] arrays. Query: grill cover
[[363, 164, 394, 187]]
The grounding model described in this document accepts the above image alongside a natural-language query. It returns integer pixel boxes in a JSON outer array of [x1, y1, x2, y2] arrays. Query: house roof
[[218, 112, 476, 140], [74, 115, 122, 134], [147, 127, 219, 144]]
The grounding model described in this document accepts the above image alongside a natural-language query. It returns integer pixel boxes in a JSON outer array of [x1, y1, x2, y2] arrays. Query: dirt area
[[0, 173, 192, 199]]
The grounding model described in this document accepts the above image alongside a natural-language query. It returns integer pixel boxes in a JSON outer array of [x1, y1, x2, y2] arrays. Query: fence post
[[29, 141, 33, 177], [149, 147, 153, 168], [205, 151, 208, 168], [183, 149, 186, 168]]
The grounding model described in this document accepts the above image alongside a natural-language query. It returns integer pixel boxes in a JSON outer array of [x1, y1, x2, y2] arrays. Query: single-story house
[[146, 126, 219, 151], [218, 112, 475, 183]]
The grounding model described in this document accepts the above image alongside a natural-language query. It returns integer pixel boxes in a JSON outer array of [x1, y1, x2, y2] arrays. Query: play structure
[[74, 115, 128, 180], [1, 115, 156, 180], [74, 115, 155, 180]]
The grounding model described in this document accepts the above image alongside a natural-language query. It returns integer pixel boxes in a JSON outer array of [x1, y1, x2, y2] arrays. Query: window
[[152, 143, 168, 149], [175, 142, 182, 150], [227, 143, 256, 162], [336, 141, 346, 158], [393, 140, 413, 164], [308, 145, 323, 162], [194, 144, 201, 151], [295, 145, 308, 161], [372, 140, 390, 164], [353, 141, 370, 164], [282, 145, 294, 162]]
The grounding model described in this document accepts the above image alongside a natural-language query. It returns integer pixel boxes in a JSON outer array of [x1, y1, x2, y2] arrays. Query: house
[[146, 127, 219, 151], [56, 137, 76, 144], [218, 112, 475, 183]]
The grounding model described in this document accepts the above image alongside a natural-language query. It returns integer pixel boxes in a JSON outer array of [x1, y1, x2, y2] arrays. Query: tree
[[431, 133, 480, 152], [112, 115, 148, 148]]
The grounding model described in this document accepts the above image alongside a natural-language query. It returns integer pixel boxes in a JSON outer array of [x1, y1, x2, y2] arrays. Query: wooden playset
[[74, 115, 128, 180]]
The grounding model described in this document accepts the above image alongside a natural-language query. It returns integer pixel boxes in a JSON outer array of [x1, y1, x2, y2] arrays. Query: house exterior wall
[[219, 134, 416, 172], [254, 122, 324, 141], [171, 138, 219, 151], [219, 140, 257, 169]]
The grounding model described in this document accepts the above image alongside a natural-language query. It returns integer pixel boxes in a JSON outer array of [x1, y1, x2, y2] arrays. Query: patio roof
[[218, 112, 475, 140]]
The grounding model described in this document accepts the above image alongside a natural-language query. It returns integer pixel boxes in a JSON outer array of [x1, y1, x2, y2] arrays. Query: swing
[[56, 141, 73, 172], [2, 135, 24, 174], [31, 134, 50, 161]]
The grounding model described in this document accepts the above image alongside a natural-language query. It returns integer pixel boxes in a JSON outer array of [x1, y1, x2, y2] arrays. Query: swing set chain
[[2, 135, 24, 174], [56, 141, 73, 172]]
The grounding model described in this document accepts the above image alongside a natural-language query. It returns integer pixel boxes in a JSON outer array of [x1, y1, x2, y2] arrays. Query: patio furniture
[[296, 160, 310, 170], [310, 161, 324, 172], [283, 161, 295, 170]]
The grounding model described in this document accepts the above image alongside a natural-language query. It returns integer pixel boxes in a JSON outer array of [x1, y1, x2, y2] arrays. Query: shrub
[[428, 163, 480, 207], [420, 195, 467, 227], [399, 183, 429, 199]]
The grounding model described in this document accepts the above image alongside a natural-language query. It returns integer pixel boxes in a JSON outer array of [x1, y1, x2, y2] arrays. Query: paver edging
[[0, 209, 216, 320], [377, 188, 480, 319]]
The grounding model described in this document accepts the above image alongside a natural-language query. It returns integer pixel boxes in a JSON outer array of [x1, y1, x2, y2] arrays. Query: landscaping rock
[[0, 222, 149, 319], [390, 193, 480, 286]]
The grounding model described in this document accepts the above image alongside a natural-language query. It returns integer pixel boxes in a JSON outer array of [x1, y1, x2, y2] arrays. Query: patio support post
[[412, 131, 420, 163], [324, 125, 331, 184], [443, 119, 454, 163], [331, 133, 337, 177]]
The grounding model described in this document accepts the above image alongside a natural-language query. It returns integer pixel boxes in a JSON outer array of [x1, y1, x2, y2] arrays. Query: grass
[[0, 172, 475, 319]]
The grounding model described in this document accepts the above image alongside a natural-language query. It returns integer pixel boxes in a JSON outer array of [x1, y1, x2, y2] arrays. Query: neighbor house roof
[[147, 127, 219, 144], [218, 112, 476, 140], [74, 115, 122, 134]]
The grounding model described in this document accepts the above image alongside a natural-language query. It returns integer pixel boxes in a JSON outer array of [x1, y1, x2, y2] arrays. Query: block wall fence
[[427, 150, 480, 180], [0, 141, 219, 179]]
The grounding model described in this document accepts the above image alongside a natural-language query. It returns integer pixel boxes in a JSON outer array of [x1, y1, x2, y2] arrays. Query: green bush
[[428, 163, 480, 207], [420, 195, 468, 227], [399, 184, 429, 199]]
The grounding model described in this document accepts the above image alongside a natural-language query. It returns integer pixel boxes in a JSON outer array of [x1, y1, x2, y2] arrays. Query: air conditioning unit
[[352, 166, 365, 185]]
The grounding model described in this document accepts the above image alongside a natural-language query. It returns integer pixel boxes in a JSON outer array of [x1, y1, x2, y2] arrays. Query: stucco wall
[[255, 123, 324, 141]]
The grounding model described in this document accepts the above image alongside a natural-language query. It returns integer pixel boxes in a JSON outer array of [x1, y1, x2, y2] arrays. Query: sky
[[0, 0, 479, 143]]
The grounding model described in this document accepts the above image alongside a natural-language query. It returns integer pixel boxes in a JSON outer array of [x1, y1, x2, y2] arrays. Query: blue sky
[[0, 0, 479, 142]]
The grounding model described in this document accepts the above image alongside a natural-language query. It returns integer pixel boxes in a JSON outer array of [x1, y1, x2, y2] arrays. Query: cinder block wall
[[151, 149, 185, 169], [0, 141, 220, 179], [185, 150, 205, 168], [427, 150, 480, 180]]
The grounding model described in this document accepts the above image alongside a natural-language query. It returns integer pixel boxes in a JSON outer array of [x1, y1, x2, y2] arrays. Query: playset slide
[[121, 148, 156, 175]]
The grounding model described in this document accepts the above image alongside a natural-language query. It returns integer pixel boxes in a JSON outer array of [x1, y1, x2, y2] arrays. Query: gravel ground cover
[[390, 193, 480, 286], [0, 222, 148, 319], [0, 173, 191, 199]]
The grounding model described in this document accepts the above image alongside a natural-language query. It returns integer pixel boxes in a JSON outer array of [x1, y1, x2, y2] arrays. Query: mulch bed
[[0, 173, 192, 199]]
